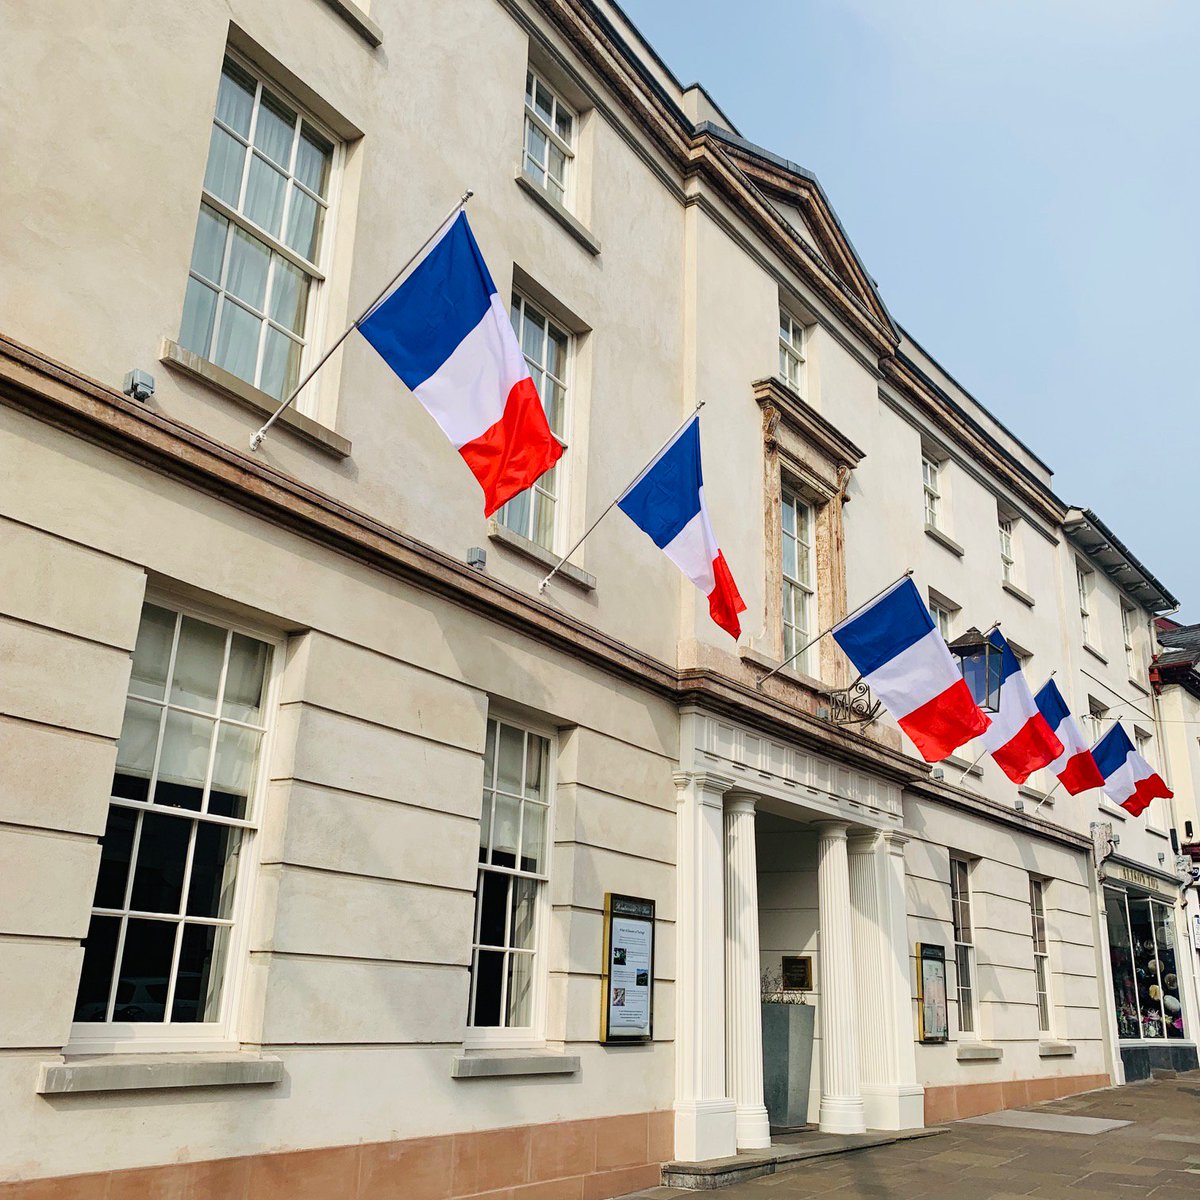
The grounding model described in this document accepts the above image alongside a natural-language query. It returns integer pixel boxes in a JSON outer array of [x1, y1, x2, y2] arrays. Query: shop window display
[[1105, 888, 1184, 1041]]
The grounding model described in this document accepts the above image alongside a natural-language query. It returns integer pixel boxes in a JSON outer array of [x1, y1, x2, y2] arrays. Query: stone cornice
[[0, 332, 926, 790], [752, 377, 865, 472], [880, 354, 1066, 529]]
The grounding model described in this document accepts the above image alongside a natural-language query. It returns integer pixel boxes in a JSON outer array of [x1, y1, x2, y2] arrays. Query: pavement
[[629, 1072, 1200, 1199]]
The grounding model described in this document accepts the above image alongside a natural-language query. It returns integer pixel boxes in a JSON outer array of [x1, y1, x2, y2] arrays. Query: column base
[[861, 1083, 925, 1130], [818, 1094, 867, 1135], [674, 1098, 737, 1162], [734, 1103, 772, 1149]]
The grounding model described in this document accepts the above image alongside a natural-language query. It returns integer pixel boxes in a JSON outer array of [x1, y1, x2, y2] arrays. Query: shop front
[[1102, 859, 1199, 1080]]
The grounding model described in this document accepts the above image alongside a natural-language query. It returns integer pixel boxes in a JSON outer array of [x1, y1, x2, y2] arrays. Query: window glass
[[523, 69, 575, 206], [73, 603, 271, 1030], [950, 858, 975, 1034], [781, 488, 815, 669]]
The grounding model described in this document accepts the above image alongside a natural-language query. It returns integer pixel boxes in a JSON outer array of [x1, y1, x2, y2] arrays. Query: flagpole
[[1030, 780, 1062, 814], [536, 401, 705, 594], [249, 189, 474, 452], [756, 569, 914, 688]]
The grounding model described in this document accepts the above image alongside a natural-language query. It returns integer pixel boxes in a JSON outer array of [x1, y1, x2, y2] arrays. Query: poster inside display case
[[600, 893, 655, 1044], [1105, 887, 1185, 1041], [916, 943, 948, 1043]]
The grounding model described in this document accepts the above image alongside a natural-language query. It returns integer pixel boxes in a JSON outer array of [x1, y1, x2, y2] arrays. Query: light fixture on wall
[[947, 626, 1002, 713]]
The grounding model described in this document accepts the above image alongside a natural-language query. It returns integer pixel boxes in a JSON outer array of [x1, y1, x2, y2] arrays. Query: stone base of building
[[922, 1073, 1111, 1124], [1119, 1043, 1200, 1082], [0, 1110, 674, 1200]]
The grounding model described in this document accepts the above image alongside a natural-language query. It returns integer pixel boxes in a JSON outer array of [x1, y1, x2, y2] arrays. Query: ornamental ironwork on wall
[[820, 677, 883, 726]]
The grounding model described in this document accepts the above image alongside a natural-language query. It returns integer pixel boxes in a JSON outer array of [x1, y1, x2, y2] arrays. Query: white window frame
[[68, 593, 282, 1055], [950, 856, 977, 1038], [182, 52, 342, 412], [1029, 877, 1052, 1034], [781, 486, 816, 671], [522, 68, 576, 209], [922, 454, 942, 530], [497, 294, 571, 552], [464, 712, 556, 1049], [778, 308, 806, 394], [1077, 563, 1095, 646], [998, 515, 1015, 584], [1085, 698, 1109, 747], [1121, 603, 1138, 679], [930, 597, 954, 643]]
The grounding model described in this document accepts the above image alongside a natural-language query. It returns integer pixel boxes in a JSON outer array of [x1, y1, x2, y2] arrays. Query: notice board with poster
[[601, 893, 655, 1043], [916, 942, 948, 1043]]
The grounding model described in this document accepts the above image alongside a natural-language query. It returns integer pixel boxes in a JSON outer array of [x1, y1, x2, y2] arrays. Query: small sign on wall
[[916, 942, 948, 1043], [600, 893, 655, 1044], [781, 955, 813, 991]]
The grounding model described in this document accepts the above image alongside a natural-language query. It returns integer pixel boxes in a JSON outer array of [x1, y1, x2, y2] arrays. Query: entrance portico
[[673, 709, 922, 1162]]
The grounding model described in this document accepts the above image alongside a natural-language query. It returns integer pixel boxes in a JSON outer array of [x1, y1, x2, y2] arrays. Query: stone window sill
[[1083, 642, 1109, 666], [1099, 799, 1128, 820], [488, 520, 596, 591], [320, 0, 383, 47], [451, 1051, 579, 1079], [1039, 1041, 1076, 1058], [1002, 580, 1036, 608], [1018, 784, 1053, 806], [37, 1052, 284, 1095], [514, 172, 601, 256], [740, 646, 824, 694], [159, 338, 351, 459], [956, 1042, 1003, 1062], [925, 524, 965, 558], [942, 754, 983, 781]]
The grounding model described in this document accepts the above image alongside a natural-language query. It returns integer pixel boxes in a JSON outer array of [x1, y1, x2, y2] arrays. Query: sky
[[619, 0, 1200, 617]]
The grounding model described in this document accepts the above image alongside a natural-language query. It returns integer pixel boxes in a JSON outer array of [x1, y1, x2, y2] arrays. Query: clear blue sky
[[620, 0, 1199, 617]]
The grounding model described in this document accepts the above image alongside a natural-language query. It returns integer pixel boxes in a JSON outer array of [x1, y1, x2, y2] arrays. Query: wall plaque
[[916, 942, 948, 1043], [781, 955, 813, 991], [600, 893, 655, 1044]]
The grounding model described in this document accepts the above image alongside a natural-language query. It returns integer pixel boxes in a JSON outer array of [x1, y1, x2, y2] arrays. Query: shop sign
[[1103, 862, 1178, 899], [600, 893, 654, 1044], [916, 943, 948, 1043]]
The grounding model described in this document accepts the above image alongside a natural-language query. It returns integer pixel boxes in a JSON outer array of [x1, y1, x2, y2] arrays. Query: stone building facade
[[0, 0, 1192, 1196]]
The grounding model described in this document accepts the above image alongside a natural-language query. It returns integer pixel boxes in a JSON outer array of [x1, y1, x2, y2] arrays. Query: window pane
[[523, 156, 546, 188], [532, 489, 555, 550], [113, 919, 178, 1022], [202, 125, 246, 207], [209, 724, 261, 819], [506, 952, 534, 1027], [225, 225, 271, 310], [520, 307, 546, 364], [782, 534, 797, 580], [520, 802, 546, 874], [548, 142, 566, 187], [180, 278, 219, 357], [170, 617, 227, 712], [471, 949, 504, 1026], [500, 488, 531, 541], [285, 186, 322, 261], [213, 299, 262, 383], [554, 108, 573, 143], [94, 805, 138, 909], [154, 708, 215, 812], [534, 81, 553, 124], [186, 823, 242, 918], [73, 915, 120, 1021], [524, 736, 545, 800], [129, 604, 176, 700], [172, 923, 229, 1022], [295, 125, 332, 197], [496, 723, 524, 795], [112, 698, 163, 803], [482, 720, 497, 791], [244, 155, 287, 237], [260, 325, 302, 401], [268, 255, 309, 335], [222, 633, 269, 723], [190, 205, 228, 282], [547, 176, 565, 205], [253, 91, 297, 167], [541, 378, 566, 439], [216, 61, 255, 137], [491, 792, 519, 867], [129, 810, 192, 913], [477, 871, 509, 947]]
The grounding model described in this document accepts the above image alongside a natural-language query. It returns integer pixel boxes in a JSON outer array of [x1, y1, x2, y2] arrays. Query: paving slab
[[959, 1110, 1131, 1135]]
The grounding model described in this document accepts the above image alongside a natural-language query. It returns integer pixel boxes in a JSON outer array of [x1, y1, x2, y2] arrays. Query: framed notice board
[[916, 942, 948, 1043], [600, 893, 655, 1044]]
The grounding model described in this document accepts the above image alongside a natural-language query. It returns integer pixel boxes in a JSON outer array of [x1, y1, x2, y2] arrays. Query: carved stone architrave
[[756, 377, 863, 689]]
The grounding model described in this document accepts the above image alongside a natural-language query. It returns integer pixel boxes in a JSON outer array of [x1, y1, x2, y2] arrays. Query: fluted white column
[[724, 794, 771, 1148], [848, 830, 923, 1129], [815, 821, 867, 1134], [673, 771, 737, 1162]]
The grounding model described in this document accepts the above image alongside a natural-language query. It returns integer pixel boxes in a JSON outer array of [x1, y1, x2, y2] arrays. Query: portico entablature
[[679, 707, 903, 829]]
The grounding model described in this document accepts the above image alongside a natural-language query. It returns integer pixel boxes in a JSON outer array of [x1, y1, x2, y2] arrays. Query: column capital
[[674, 770, 737, 806], [880, 828, 911, 852], [724, 791, 759, 816], [812, 819, 850, 841], [846, 828, 883, 854]]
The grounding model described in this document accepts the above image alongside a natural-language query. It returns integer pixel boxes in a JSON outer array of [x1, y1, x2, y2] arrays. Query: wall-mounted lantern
[[947, 627, 1002, 713]]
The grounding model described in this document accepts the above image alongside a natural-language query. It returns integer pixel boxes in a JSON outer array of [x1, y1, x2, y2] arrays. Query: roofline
[[1063, 507, 1180, 613], [696, 122, 896, 332]]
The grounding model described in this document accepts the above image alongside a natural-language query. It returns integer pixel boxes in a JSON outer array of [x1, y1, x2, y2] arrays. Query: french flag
[[616, 414, 745, 638], [831, 578, 989, 762], [358, 211, 563, 516], [979, 631, 1063, 785], [1034, 678, 1105, 795], [1093, 722, 1173, 817]]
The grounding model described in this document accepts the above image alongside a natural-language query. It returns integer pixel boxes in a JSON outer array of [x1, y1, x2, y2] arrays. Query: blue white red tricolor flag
[[979, 631, 1063, 785], [1093, 722, 1173, 817], [1034, 678, 1105, 795], [616, 414, 746, 638], [831, 578, 989, 762], [358, 211, 563, 516]]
